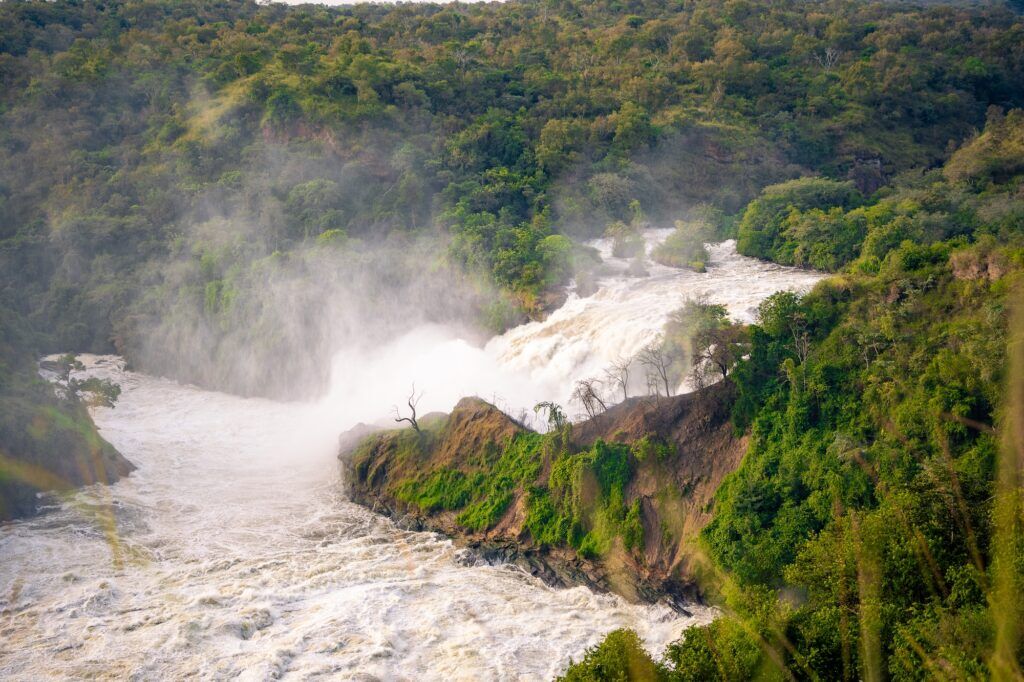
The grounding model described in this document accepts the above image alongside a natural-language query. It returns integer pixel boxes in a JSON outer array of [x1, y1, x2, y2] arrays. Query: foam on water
[[0, 236, 822, 679], [323, 237, 823, 423]]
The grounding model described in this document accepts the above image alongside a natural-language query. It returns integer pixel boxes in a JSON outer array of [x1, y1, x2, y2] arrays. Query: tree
[[611, 101, 655, 153], [559, 629, 666, 681], [604, 356, 632, 402], [650, 220, 711, 269], [69, 377, 122, 408], [393, 383, 423, 434], [637, 340, 673, 397], [604, 220, 644, 259], [538, 234, 574, 287], [263, 88, 301, 128], [736, 178, 862, 263], [669, 299, 748, 387], [814, 47, 839, 73], [572, 377, 608, 418], [534, 401, 567, 431], [758, 291, 811, 364]]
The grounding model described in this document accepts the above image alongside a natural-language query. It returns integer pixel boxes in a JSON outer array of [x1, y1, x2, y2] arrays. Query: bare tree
[[393, 383, 423, 434], [572, 378, 608, 419], [645, 372, 663, 398], [604, 355, 632, 402], [514, 408, 533, 430], [814, 46, 839, 73], [637, 341, 673, 397], [787, 313, 811, 364]]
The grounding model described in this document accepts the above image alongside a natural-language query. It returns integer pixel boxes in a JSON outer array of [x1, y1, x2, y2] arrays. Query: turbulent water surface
[[1, 237, 822, 680], [323, 237, 824, 424]]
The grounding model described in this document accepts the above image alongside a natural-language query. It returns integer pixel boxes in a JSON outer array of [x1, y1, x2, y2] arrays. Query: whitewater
[[0, 236, 822, 680]]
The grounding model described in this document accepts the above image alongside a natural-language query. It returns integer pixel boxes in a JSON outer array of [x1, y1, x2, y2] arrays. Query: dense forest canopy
[[1, 0, 1022, 386]]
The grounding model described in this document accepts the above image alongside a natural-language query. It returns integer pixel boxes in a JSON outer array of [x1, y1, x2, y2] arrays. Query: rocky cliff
[[0, 372, 134, 522], [340, 381, 746, 607], [0, 312, 134, 522]]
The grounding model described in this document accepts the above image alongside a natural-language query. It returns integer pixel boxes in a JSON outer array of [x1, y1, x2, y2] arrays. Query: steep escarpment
[[341, 381, 745, 606]]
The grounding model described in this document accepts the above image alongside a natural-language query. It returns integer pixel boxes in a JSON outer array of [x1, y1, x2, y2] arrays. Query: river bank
[[0, 349, 134, 522]]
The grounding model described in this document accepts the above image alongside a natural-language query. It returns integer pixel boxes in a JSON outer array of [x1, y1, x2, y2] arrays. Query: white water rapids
[[323, 237, 824, 423], [0, 236, 822, 679]]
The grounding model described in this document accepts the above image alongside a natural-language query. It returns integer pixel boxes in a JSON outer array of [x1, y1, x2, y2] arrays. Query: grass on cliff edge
[[389, 429, 648, 559]]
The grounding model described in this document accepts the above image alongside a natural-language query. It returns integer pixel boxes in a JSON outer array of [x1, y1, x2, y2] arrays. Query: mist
[[312, 235, 824, 431], [127, 230, 501, 402]]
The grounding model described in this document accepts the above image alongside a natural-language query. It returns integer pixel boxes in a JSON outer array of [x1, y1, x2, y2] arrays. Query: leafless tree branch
[[604, 355, 632, 402], [393, 383, 423, 434], [572, 377, 608, 418]]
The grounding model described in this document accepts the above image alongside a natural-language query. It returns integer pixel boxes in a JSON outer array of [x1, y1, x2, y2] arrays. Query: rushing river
[[0, 237, 822, 680], [322, 238, 824, 425]]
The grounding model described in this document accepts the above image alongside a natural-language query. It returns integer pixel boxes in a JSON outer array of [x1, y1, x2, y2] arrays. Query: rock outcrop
[[340, 382, 746, 608], [0, 380, 134, 522], [1, 308, 135, 522]]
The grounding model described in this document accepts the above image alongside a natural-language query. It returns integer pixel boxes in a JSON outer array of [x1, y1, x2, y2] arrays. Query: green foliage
[[456, 433, 545, 531], [395, 429, 643, 558], [529, 439, 639, 557], [629, 435, 672, 463], [691, 112, 1024, 679], [395, 432, 543, 530], [68, 377, 121, 408], [2, 0, 1023, 400], [781, 207, 867, 271], [534, 401, 568, 431], [558, 629, 667, 682], [667, 611, 773, 681], [263, 89, 301, 129], [579, 107, 1024, 681], [664, 298, 748, 385], [622, 500, 644, 553], [737, 178, 863, 269], [945, 109, 1024, 185], [650, 221, 711, 270], [396, 468, 474, 514], [538, 234, 575, 289], [605, 221, 645, 259]]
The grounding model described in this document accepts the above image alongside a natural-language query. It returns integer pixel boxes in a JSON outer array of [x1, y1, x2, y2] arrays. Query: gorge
[[2, 1, 1022, 678]]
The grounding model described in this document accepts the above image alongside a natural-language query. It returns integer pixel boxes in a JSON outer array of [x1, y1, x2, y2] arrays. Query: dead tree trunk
[[393, 383, 423, 434]]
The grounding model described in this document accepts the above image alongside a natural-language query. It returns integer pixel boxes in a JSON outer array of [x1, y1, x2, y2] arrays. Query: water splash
[[323, 236, 823, 427]]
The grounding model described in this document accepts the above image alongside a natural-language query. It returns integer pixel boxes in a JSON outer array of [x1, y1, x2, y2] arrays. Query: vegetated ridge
[[342, 380, 744, 608]]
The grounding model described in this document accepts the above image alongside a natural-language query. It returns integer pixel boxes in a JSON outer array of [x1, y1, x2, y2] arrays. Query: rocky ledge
[[339, 381, 746, 609]]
